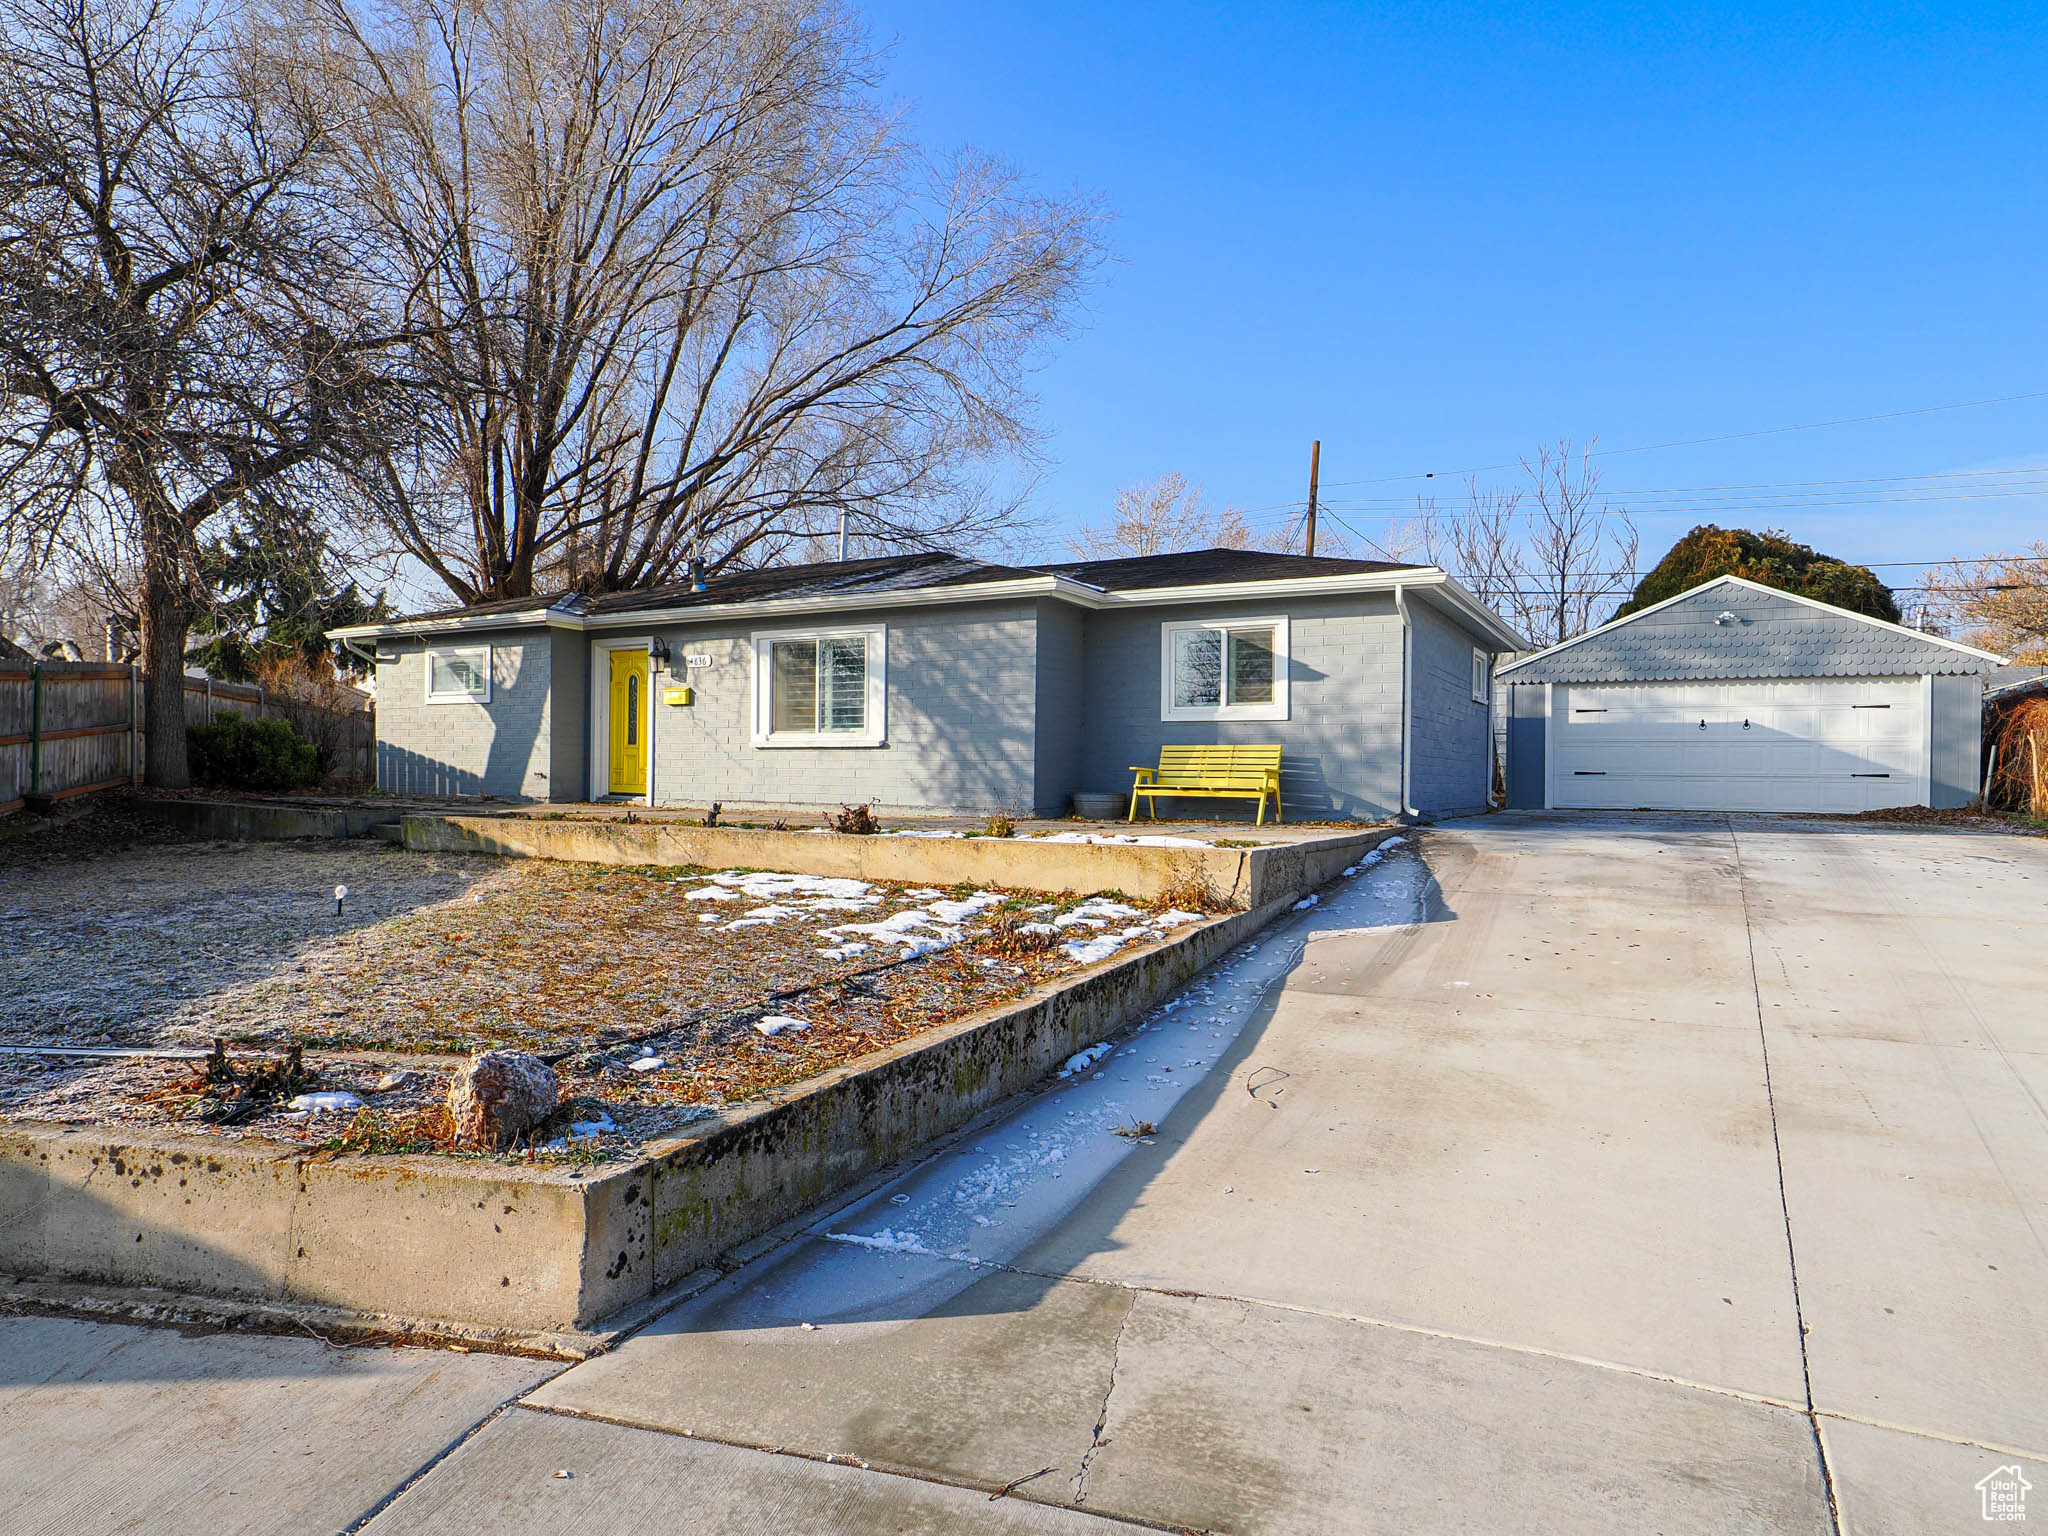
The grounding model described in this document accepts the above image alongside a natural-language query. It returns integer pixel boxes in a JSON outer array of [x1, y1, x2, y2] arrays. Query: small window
[[424, 644, 491, 703], [1471, 647, 1490, 705], [1160, 617, 1289, 721], [753, 627, 885, 746]]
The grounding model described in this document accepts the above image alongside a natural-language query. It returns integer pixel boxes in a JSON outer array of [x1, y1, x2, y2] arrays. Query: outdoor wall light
[[1714, 611, 1740, 626], [649, 637, 673, 668]]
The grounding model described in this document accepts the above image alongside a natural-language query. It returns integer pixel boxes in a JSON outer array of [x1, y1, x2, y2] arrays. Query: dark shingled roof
[[387, 546, 1427, 625], [1036, 548, 1417, 590]]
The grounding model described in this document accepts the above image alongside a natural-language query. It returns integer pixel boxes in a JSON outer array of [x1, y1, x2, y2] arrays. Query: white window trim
[[751, 624, 887, 747], [1159, 615, 1290, 723], [590, 637, 657, 803], [1471, 646, 1490, 705], [423, 642, 491, 704]]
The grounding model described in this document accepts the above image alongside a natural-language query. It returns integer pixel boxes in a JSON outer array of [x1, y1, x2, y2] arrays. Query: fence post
[[130, 662, 142, 785], [257, 683, 267, 720], [204, 675, 214, 722], [27, 661, 42, 798]]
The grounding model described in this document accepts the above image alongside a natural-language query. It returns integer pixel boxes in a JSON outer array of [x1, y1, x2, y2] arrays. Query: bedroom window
[[423, 644, 491, 703], [753, 626, 886, 746], [1160, 617, 1289, 722]]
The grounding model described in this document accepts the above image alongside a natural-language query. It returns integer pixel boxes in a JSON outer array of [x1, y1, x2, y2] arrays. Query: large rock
[[446, 1050, 558, 1150]]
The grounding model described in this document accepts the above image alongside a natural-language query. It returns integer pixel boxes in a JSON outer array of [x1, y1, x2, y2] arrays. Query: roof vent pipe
[[688, 558, 706, 593]]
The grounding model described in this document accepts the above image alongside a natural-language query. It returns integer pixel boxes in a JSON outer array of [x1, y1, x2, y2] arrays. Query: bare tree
[[1917, 544, 2048, 662], [0, 0, 400, 783], [1067, 473, 1254, 559], [291, 0, 1104, 604], [1405, 475, 1523, 616], [1514, 443, 1636, 646]]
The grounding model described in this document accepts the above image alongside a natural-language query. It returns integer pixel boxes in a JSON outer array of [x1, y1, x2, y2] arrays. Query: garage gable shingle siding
[[1502, 580, 2002, 683]]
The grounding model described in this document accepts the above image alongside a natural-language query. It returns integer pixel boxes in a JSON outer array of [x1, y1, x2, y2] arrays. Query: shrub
[[830, 801, 880, 834], [187, 711, 319, 791]]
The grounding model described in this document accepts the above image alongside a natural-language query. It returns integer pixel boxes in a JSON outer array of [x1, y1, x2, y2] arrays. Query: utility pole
[[1304, 440, 1321, 558], [838, 510, 848, 562]]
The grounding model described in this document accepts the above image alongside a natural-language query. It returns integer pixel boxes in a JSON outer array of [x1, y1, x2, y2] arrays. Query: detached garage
[[1499, 576, 2006, 813]]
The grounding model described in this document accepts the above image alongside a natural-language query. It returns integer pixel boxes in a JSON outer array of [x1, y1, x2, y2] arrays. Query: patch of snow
[[684, 887, 740, 901], [753, 1015, 811, 1037], [1060, 1042, 1113, 1077], [1053, 898, 1143, 929], [628, 1056, 665, 1073], [1293, 894, 1319, 911], [705, 871, 873, 901], [286, 1091, 362, 1114], [1062, 934, 1129, 965], [723, 902, 801, 930], [927, 892, 1005, 923], [818, 943, 869, 960], [883, 829, 964, 839], [824, 1228, 939, 1256]]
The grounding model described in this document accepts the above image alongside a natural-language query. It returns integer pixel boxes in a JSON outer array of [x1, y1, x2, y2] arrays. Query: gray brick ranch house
[[330, 548, 1526, 820]]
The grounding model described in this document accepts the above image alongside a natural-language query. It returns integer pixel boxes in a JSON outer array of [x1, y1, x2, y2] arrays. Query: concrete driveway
[[5, 814, 2044, 1533]]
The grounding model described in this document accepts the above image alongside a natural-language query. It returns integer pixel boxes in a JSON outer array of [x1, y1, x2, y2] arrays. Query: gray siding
[[1931, 673, 1984, 808], [641, 601, 1038, 814], [1505, 683, 1547, 809], [1072, 594, 1405, 821], [1501, 579, 2003, 684], [1407, 597, 1492, 814], [1032, 599, 1086, 815], [548, 628, 589, 801], [374, 629, 555, 799]]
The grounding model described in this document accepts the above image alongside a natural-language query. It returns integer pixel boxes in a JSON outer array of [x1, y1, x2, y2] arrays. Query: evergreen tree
[[1615, 526, 1898, 623]]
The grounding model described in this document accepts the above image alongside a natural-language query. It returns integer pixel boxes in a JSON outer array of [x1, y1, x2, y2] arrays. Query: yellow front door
[[607, 649, 649, 796]]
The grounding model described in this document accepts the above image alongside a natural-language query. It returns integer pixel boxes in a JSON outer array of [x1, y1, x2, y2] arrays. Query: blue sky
[[866, 0, 2048, 589]]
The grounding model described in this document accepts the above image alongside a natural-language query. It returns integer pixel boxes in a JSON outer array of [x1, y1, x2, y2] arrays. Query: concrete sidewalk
[[4, 813, 2042, 1533]]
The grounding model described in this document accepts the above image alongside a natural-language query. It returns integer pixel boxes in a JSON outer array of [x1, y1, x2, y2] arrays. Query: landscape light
[[334, 883, 348, 917]]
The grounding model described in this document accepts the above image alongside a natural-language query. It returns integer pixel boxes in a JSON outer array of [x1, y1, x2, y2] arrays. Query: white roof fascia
[[327, 609, 563, 643], [576, 574, 1075, 631], [329, 566, 1531, 650], [1498, 573, 2007, 675]]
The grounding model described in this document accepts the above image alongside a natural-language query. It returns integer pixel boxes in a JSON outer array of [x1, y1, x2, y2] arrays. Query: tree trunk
[[141, 574, 192, 789]]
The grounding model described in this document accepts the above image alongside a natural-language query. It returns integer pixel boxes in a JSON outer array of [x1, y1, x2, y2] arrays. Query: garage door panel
[[1551, 678, 1926, 813]]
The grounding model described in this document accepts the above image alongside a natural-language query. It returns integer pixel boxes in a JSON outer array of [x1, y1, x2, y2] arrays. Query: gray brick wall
[[549, 629, 589, 801], [1071, 594, 1407, 821], [641, 601, 1039, 814], [1032, 599, 1086, 815], [375, 630, 555, 799], [1407, 597, 1492, 814]]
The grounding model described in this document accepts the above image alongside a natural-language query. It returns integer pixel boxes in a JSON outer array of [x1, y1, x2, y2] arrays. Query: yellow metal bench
[[1128, 744, 1284, 825]]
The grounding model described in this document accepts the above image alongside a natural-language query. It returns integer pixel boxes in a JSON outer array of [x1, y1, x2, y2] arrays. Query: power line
[[1315, 387, 2048, 489]]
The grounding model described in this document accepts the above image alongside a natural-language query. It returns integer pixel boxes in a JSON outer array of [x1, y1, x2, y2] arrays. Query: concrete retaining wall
[[0, 830, 1395, 1334], [138, 798, 398, 841], [404, 814, 1384, 909]]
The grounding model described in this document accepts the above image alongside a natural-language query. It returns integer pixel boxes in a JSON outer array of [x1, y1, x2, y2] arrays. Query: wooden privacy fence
[[0, 662, 374, 814]]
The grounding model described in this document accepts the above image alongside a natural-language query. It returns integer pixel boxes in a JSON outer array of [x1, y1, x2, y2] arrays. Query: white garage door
[[1550, 677, 1928, 812]]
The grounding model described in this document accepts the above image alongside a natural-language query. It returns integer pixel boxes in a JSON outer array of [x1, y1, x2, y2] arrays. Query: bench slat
[[1129, 743, 1284, 823]]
